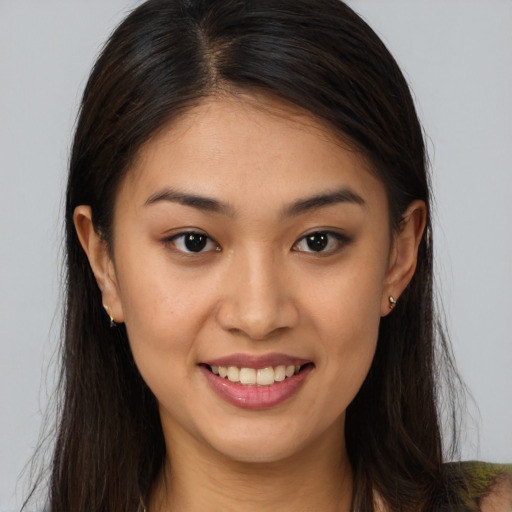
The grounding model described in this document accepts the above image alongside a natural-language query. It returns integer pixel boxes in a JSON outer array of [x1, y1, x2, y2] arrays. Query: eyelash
[[165, 231, 220, 254], [292, 231, 350, 254], [165, 230, 350, 256]]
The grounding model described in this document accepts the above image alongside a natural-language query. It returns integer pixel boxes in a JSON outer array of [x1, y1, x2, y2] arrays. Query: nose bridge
[[216, 244, 298, 339]]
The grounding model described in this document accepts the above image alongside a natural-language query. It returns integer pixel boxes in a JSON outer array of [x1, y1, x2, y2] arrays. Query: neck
[[149, 421, 353, 512]]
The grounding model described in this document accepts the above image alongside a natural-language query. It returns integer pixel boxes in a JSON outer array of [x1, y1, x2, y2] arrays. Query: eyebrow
[[143, 186, 365, 217], [283, 188, 365, 217], [144, 188, 236, 216]]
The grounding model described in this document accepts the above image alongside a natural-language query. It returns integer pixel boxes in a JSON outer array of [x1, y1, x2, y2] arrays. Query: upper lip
[[201, 353, 312, 369]]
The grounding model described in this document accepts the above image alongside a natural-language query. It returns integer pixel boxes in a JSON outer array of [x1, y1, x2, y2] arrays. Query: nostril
[[214, 282, 300, 339]]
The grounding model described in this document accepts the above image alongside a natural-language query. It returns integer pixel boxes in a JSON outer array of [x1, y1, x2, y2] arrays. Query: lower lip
[[200, 365, 313, 410]]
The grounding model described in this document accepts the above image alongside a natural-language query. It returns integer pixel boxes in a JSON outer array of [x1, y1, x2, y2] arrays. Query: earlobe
[[73, 206, 124, 323], [381, 200, 427, 316]]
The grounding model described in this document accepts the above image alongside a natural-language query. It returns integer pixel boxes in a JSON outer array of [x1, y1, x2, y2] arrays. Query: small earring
[[103, 304, 116, 327], [388, 296, 397, 311]]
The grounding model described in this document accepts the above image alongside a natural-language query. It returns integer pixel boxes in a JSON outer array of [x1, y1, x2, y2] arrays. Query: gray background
[[1, 1, 511, 510]]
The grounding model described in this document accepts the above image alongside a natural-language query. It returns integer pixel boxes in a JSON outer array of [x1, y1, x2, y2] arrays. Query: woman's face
[[96, 94, 416, 463]]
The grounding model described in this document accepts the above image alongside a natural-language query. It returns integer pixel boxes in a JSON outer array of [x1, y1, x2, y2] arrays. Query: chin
[[199, 416, 328, 465], [212, 436, 305, 465]]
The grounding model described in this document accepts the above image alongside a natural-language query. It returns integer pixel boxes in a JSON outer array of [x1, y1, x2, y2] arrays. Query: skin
[[481, 476, 512, 512], [75, 93, 426, 512]]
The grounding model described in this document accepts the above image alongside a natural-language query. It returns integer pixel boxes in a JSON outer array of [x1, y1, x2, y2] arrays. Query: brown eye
[[293, 231, 349, 254], [170, 232, 219, 253], [305, 232, 328, 252], [184, 233, 207, 252]]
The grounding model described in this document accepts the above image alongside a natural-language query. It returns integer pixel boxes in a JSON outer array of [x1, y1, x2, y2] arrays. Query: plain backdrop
[[1, 1, 511, 510]]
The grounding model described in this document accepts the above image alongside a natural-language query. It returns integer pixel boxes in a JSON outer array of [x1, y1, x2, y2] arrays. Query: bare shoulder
[[480, 468, 512, 512]]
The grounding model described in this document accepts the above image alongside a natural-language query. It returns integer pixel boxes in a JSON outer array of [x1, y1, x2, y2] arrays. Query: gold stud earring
[[388, 296, 397, 311], [103, 304, 116, 327]]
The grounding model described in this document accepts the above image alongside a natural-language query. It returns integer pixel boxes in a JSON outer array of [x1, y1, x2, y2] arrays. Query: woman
[[26, 0, 511, 510]]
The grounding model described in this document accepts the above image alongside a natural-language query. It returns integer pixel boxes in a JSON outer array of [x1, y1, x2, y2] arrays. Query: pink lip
[[199, 359, 314, 410], [202, 352, 311, 369]]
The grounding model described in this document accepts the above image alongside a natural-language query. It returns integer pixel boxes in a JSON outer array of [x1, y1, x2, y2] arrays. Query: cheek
[[314, 299, 380, 421], [117, 275, 212, 433], [113, 248, 211, 381], [306, 250, 386, 338], [303, 251, 386, 403], [320, 289, 380, 390]]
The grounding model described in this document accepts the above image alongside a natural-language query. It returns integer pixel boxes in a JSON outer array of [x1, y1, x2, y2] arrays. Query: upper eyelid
[[164, 230, 220, 252], [293, 230, 349, 251], [295, 229, 348, 242], [162, 228, 211, 241]]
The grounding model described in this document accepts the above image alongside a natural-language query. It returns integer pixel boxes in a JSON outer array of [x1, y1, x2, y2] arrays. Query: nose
[[215, 249, 299, 340]]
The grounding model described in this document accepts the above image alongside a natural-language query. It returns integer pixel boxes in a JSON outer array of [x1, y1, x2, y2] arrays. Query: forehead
[[120, 93, 385, 213], [140, 91, 353, 151]]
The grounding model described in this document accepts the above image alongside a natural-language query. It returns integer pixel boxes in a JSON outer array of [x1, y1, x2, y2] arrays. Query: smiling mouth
[[203, 363, 312, 386]]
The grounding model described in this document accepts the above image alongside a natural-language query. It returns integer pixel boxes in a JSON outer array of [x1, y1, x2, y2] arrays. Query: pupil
[[306, 233, 328, 251], [185, 233, 207, 252]]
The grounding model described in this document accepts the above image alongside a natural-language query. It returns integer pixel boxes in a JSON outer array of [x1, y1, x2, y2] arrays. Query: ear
[[381, 200, 427, 317], [73, 205, 124, 323]]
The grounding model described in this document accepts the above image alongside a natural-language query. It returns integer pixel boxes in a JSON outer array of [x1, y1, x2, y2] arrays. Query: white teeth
[[257, 367, 275, 386], [274, 365, 286, 382], [227, 366, 240, 382], [211, 363, 305, 386], [239, 367, 257, 385]]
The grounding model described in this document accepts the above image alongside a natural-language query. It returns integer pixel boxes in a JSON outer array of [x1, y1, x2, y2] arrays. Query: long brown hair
[[27, 1, 470, 510]]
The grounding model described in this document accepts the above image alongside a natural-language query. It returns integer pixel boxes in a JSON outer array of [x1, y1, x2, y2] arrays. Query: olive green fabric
[[458, 461, 512, 510]]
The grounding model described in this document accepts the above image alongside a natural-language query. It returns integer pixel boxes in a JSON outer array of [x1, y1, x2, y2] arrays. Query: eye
[[168, 232, 219, 253], [293, 231, 348, 253]]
